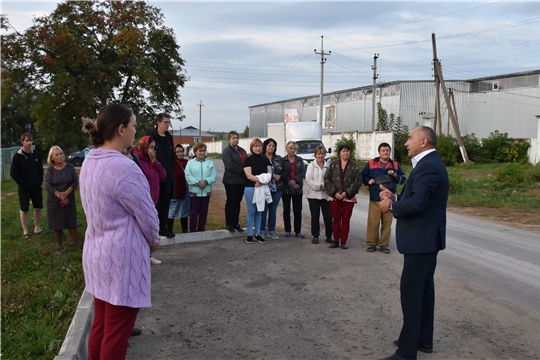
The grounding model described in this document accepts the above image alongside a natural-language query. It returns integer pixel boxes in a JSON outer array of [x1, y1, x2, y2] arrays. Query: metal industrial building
[[248, 70, 540, 140]]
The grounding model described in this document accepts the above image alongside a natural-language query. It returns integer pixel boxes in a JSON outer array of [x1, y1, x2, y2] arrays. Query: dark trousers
[[167, 217, 188, 233], [396, 252, 438, 360], [329, 200, 354, 243], [190, 196, 210, 232], [224, 183, 244, 226], [307, 198, 333, 238], [282, 194, 303, 234], [88, 297, 139, 360], [157, 181, 172, 231]]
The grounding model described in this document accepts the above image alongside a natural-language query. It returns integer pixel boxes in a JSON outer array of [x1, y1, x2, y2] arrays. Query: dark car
[[67, 146, 93, 167]]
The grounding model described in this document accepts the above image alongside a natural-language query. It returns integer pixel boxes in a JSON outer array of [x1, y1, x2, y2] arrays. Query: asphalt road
[[127, 158, 540, 359]]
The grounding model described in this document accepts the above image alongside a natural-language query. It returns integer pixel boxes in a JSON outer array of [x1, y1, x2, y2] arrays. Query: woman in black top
[[243, 138, 272, 244], [222, 131, 248, 233]]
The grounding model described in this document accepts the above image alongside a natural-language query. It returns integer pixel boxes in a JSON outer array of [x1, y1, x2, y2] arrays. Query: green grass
[[1, 180, 86, 360]]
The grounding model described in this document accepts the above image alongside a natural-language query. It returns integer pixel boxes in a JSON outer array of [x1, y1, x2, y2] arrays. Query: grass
[[2, 161, 539, 359]]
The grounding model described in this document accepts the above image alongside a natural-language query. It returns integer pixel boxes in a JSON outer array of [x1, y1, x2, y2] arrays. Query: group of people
[[12, 107, 448, 360]]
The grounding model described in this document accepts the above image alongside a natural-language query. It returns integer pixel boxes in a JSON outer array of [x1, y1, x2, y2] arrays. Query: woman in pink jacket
[[80, 104, 160, 360]]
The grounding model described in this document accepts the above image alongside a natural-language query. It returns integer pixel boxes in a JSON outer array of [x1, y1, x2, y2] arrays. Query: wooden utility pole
[[197, 100, 204, 142], [314, 36, 330, 133], [432, 34, 442, 135], [371, 54, 379, 131], [432, 35, 469, 164]]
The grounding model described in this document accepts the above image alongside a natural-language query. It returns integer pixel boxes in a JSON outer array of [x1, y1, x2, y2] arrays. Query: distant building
[[248, 70, 540, 140], [171, 126, 214, 146]]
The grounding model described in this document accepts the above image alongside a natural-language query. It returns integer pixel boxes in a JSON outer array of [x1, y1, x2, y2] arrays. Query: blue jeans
[[260, 191, 282, 233], [244, 187, 262, 236]]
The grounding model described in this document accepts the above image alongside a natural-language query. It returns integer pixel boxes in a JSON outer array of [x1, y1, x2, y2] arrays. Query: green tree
[[331, 133, 357, 161], [242, 125, 250, 138], [376, 102, 389, 131], [1, 1, 187, 150]]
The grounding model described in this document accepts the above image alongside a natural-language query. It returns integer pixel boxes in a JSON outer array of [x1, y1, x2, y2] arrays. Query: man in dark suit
[[379, 126, 449, 360]]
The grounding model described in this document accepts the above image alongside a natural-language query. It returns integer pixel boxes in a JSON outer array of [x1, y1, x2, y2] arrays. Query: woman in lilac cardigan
[[81, 104, 160, 360]]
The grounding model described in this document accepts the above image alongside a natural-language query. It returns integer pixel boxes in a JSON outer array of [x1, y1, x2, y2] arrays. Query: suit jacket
[[392, 151, 449, 254]]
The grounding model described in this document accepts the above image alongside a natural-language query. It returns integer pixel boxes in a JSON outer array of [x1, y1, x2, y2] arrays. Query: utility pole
[[197, 100, 204, 142], [371, 54, 379, 131], [432, 34, 469, 164], [432, 33, 442, 135], [314, 36, 330, 133]]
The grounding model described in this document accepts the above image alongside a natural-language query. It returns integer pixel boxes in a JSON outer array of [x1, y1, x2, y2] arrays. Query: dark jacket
[[146, 128, 175, 183], [222, 144, 248, 185], [281, 155, 306, 189], [10, 148, 44, 189], [361, 157, 406, 201], [392, 151, 449, 254], [324, 159, 362, 199]]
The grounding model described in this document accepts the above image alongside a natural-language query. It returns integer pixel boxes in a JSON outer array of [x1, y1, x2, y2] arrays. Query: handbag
[[374, 174, 394, 191]]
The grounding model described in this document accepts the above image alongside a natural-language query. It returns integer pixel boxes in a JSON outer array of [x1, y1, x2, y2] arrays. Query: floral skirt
[[168, 196, 190, 219]]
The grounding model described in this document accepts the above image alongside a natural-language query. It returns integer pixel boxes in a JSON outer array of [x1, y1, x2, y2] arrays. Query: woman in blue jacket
[[185, 143, 217, 232]]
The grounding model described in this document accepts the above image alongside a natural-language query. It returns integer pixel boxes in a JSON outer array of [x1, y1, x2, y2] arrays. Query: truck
[[267, 122, 329, 164]]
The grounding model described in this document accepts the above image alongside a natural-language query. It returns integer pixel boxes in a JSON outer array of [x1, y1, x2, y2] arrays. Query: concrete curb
[[54, 228, 241, 360]]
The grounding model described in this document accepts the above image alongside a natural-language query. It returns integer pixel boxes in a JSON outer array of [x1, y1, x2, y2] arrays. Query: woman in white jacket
[[305, 146, 333, 244]]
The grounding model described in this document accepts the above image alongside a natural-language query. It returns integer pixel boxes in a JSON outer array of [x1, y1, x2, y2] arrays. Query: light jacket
[[185, 158, 217, 197], [80, 149, 159, 308], [253, 173, 272, 211], [305, 160, 329, 200]]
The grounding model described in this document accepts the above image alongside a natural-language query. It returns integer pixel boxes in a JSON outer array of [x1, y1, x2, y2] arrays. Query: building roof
[[171, 126, 213, 138]]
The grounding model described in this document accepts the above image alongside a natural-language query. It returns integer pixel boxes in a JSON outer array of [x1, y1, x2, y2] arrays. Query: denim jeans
[[260, 191, 282, 234], [244, 187, 262, 236]]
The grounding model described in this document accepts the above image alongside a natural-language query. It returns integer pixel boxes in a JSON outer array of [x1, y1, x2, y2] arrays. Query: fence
[[1, 146, 24, 182]]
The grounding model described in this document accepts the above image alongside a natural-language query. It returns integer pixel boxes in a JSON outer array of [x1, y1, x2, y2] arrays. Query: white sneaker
[[268, 231, 279, 239], [150, 256, 162, 265]]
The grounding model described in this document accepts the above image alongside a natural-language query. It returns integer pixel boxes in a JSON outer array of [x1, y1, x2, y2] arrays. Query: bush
[[447, 168, 465, 194], [331, 134, 357, 161], [436, 134, 460, 166], [495, 163, 526, 184], [461, 133, 485, 163], [482, 131, 530, 163]]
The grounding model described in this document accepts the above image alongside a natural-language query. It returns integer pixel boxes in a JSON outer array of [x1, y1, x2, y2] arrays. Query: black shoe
[[234, 224, 244, 232], [380, 354, 407, 360], [131, 327, 142, 337], [246, 235, 254, 244], [393, 340, 433, 353], [255, 234, 266, 243], [325, 237, 333, 244], [226, 225, 235, 233], [159, 229, 175, 238], [312, 237, 319, 244]]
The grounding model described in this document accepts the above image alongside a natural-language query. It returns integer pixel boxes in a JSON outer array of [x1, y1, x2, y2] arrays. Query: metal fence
[[1, 146, 22, 182]]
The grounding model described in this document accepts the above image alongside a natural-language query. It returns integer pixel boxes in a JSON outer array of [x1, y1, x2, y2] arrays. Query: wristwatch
[[389, 202, 393, 212]]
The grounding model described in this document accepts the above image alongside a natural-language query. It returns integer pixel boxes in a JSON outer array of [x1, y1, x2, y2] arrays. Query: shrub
[[461, 133, 485, 163], [436, 134, 460, 166], [331, 133, 357, 161], [495, 163, 526, 184], [447, 168, 465, 194]]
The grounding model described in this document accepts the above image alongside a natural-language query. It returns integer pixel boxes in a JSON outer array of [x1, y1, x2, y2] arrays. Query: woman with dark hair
[[185, 142, 217, 232], [44, 145, 80, 252], [305, 145, 332, 244], [80, 104, 160, 360], [259, 138, 283, 239], [167, 144, 190, 233], [281, 141, 306, 238], [222, 130, 248, 233], [243, 138, 272, 244], [324, 143, 363, 249]]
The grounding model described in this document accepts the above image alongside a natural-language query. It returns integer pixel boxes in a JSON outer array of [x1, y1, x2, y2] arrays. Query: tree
[[1, 1, 187, 150], [242, 125, 249, 138]]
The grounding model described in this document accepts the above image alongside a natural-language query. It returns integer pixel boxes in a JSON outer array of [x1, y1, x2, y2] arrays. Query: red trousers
[[329, 200, 355, 244], [88, 297, 139, 360]]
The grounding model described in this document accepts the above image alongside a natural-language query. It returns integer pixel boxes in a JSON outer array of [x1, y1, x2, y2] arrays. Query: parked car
[[67, 146, 93, 167]]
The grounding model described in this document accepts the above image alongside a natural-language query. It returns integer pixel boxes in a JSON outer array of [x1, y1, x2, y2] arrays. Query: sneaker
[[325, 237, 333, 244], [246, 235, 254, 244], [296, 232, 305, 239], [367, 245, 377, 252], [341, 243, 348, 250], [312, 237, 319, 244], [234, 224, 244, 233], [150, 256, 162, 264], [226, 225, 235, 233], [159, 229, 175, 239], [284, 232, 291, 237], [379, 246, 391, 254], [329, 242, 339, 249], [268, 231, 279, 240], [255, 234, 266, 243]]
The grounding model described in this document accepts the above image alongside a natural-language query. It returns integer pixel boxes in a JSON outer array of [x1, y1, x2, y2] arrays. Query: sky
[[2, 1, 540, 133]]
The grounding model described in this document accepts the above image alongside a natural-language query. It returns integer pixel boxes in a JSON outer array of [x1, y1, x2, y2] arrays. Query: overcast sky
[[3, 1, 540, 133]]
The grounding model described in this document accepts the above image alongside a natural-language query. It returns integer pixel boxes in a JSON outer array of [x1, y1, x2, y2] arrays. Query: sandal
[[23, 233, 30, 239], [56, 248, 65, 254], [34, 229, 43, 235]]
